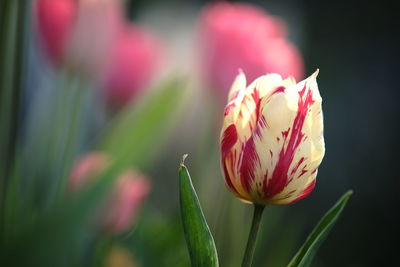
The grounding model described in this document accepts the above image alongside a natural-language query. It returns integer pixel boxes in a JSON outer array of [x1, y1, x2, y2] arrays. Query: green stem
[[242, 204, 265, 267], [42, 72, 86, 205], [57, 76, 85, 197]]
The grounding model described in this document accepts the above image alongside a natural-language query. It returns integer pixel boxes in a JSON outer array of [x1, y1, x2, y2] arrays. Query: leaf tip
[[180, 154, 188, 168], [345, 190, 354, 198]]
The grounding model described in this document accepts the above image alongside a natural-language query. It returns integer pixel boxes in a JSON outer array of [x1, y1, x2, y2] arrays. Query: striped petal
[[221, 70, 324, 205]]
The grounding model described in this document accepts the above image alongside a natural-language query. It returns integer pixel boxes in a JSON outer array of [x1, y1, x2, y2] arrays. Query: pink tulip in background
[[35, 0, 163, 107], [102, 170, 150, 234], [64, 0, 124, 78], [198, 2, 304, 101], [103, 25, 163, 108], [69, 153, 151, 234], [69, 152, 109, 192], [35, 0, 123, 74], [35, 0, 76, 64]]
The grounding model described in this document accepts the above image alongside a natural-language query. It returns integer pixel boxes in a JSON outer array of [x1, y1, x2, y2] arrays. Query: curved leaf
[[288, 190, 353, 267], [179, 156, 219, 267]]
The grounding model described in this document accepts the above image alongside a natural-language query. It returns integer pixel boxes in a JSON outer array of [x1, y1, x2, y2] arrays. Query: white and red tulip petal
[[221, 70, 324, 205]]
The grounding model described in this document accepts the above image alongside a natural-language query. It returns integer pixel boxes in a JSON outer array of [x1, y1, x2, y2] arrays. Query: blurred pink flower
[[69, 153, 150, 234], [102, 170, 150, 234], [35, 0, 76, 64], [103, 25, 163, 108], [198, 2, 304, 101], [65, 0, 124, 77], [35, 0, 163, 107], [35, 0, 124, 76], [68, 152, 109, 192]]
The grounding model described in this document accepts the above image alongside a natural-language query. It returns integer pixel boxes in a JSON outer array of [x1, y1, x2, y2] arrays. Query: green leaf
[[98, 78, 185, 170], [287, 190, 353, 267], [179, 155, 219, 267]]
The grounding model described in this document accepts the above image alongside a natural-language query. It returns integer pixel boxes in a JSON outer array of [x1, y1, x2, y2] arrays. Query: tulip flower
[[34, 0, 162, 108], [198, 2, 304, 101], [69, 153, 151, 234], [35, 0, 76, 64], [35, 0, 123, 74], [103, 25, 163, 108], [64, 0, 124, 78], [68, 152, 109, 192], [220, 70, 324, 206], [101, 170, 151, 234]]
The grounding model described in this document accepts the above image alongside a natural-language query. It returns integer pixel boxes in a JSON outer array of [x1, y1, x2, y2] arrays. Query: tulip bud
[[220, 70, 324, 205], [198, 2, 304, 101], [69, 152, 109, 192], [101, 170, 150, 234], [69, 153, 150, 234]]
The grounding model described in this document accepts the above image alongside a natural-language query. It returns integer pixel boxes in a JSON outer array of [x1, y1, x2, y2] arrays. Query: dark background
[[301, 0, 399, 265]]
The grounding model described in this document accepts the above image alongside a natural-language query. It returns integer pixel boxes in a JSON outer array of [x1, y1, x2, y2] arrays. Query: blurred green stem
[[45, 72, 87, 205], [0, 0, 28, 234], [242, 204, 265, 267], [58, 76, 85, 196]]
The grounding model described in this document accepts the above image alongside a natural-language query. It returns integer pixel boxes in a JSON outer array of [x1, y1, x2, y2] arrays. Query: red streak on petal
[[264, 83, 315, 198], [282, 129, 290, 140], [222, 161, 238, 194], [230, 90, 240, 101], [249, 87, 261, 132], [224, 103, 235, 116], [288, 179, 316, 204], [272, 189, 297, 202], [272, 86, 285, 95], [298, 169, 308, 178], [254, 115, 268, 138], [290, 157, 305, 176], [221, 125, 239, 193], [286, 189, 296, 196], [259, 115, 268, 128], [251, 87, 261, 124], [221, 124, 238, 156], [239, 136, 259, 192]]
